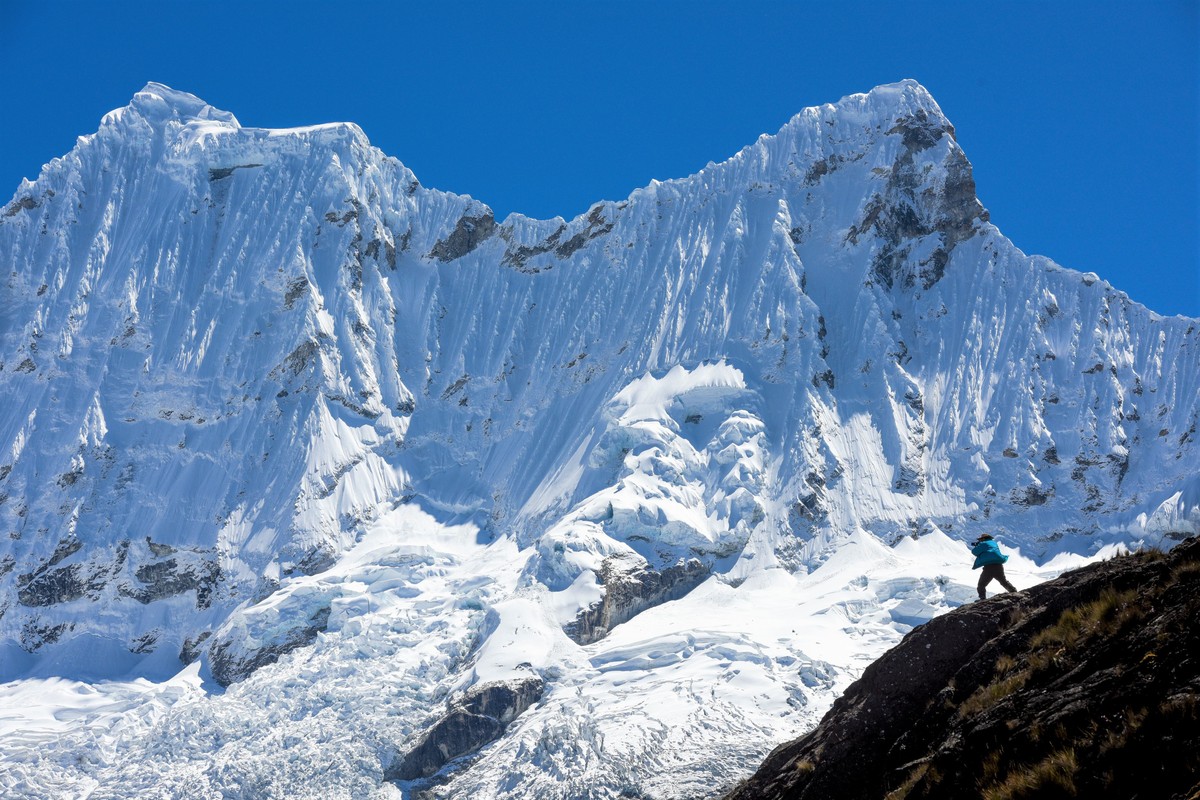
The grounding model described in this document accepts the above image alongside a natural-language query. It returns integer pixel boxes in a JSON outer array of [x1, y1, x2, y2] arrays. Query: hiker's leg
[[977, 569, 990, 600], [998, 567, 1017, 593]]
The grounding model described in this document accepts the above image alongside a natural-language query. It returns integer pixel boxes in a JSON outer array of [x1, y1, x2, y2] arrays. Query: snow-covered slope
[[1, 81, 1197, 798]]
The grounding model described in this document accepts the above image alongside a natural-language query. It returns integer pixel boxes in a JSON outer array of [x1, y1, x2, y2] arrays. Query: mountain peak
[[120, 82, 240, 127], [806, 78, 951, 135], [84, 82, 378, 176], [862, 78, 941, 107]]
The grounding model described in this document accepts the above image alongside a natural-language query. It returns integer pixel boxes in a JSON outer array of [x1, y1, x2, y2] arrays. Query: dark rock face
[[428, 211, 496, 262], [858, 110, 990, 292], [20, 620, 70, 649], [501, 223, 567, 272], [207, 163, 262, 181], [1012, 484, 1053, 507], [207, 604, 331, 686], [179, 630, 212, 664], [724, 538, 1200, 800], [553, 205, 614, 259], [15, 535, 219, 620], [16, 539, 93, 607], [566, 556, 710, 645], [4, 194, 40, 217], [388, 676, 544, 781], [125, 557, 220, 608], [499, 205, 616, 273], [364, 235, 397, 269], [17, 563, 90, 606]]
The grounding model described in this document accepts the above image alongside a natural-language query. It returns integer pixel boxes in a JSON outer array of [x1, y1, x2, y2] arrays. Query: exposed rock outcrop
[[724, 538, 1200, 800], [566, 556, 710, 645], [207, 604, 331, 686], [16, 539, 98, 608], [388, 676, 544, 781], [427, 211, 496, 262], [860, 109, 990, 291], [125, 557, 220, 607]]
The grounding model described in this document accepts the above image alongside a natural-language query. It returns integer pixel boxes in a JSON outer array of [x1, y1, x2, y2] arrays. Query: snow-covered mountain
[[1, 81, 1197, 798]]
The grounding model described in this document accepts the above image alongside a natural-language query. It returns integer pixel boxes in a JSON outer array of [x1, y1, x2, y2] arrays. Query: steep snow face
[[1, 81, 1197, 796]]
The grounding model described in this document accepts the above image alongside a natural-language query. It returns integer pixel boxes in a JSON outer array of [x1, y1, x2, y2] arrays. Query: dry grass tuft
[[1026, 588, 1142, 671], [983, 748, 1079, 800], [885, 761, 941, 800], [1170, 559, 1200, 584], [959, 672, 1030, 718]]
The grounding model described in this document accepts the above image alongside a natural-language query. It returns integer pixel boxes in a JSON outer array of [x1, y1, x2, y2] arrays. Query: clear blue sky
[[2, 1, 1196, 317]]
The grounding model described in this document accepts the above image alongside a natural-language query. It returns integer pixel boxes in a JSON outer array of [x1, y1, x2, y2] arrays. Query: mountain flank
[[723, 537, 1200, 800]]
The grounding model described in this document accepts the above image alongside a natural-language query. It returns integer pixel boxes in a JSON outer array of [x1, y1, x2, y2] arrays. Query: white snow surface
[[1, 80, 1198, 798]]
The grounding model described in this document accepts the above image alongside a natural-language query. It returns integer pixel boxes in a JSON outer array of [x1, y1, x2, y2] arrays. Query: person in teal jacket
[[971, 533, 1017, 600]]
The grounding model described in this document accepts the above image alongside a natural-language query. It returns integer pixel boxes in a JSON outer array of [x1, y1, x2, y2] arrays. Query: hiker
[[971, 533, 1017, 600]]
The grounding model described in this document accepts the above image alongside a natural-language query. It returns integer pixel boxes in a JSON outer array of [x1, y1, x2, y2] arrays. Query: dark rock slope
[[724, 538, 1200, 800], [387, 676, 544, 782]]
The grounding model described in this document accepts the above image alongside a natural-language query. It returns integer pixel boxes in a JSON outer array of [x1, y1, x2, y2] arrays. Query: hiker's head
[[974, 534, 994, 544]]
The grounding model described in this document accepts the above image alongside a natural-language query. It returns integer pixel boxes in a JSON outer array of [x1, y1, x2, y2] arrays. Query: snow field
[[0, 509, 1103, 798]]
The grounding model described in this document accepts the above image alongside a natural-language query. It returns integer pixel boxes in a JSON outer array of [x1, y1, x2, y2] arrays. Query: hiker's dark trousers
[[978, 564, 1016, 599]]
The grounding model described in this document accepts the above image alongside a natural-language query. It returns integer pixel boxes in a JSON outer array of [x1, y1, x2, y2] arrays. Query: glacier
[[0, 80, 1197, 798]]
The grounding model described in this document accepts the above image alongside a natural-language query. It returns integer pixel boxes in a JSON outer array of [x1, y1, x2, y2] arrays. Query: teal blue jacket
[[971, 539, 1009, 569]]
